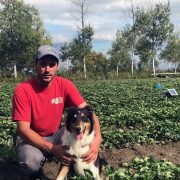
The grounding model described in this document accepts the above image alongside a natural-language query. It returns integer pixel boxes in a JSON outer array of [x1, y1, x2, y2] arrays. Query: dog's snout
[[75, 127, 81, 133]]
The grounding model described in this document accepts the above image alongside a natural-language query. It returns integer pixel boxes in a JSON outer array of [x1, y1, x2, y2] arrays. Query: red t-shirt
[[12, 76, 85, 136]]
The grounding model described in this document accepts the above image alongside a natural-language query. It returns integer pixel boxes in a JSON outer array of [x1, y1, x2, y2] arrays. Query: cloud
[[45, 19, 76, 29], [24, 0, 180, 49], [52, 34, 71, 44], [170, 0, 180, 25], [25, 0, 126, 37]]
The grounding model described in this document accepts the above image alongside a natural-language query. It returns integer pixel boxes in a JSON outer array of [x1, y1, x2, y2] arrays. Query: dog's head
[[66, 105, 94, 140]]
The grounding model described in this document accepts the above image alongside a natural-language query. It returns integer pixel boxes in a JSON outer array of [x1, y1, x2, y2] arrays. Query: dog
[[56, 105, 102, 180]]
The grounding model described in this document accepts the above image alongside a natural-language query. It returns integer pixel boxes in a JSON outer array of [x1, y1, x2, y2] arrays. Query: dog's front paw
[[56, 166, 69, 180]]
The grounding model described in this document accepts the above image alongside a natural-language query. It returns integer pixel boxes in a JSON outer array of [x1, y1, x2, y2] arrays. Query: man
[[12, 45, 102, 176]]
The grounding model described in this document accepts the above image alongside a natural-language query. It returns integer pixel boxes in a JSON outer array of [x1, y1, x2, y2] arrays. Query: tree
[[70, 0, 93, 79], [160, 33, 180, 73], [134, 2, 174, 75], [85, 51, 108, 79], [108, 29, 131, 76], [124, 0, 139, 75], [0, 0, 52, 77], [59, 25, 94, 72]]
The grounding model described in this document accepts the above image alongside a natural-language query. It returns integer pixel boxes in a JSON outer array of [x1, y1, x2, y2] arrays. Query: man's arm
[[17, 121, 74, 165], [17, 121, 53, 152], [78, 102, 102, 163]]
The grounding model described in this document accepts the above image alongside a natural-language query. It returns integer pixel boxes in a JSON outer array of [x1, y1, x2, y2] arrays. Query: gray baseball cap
[[36, 45, 59, 61]]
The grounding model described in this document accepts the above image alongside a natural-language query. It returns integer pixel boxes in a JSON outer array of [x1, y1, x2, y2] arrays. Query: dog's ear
[[82, 105, 93, 118], [67, 107, 78, 116], [66, 107, 78, 131], [82, 105, 94, 133]]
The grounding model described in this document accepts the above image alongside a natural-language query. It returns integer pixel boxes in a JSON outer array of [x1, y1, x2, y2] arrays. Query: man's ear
[[57, 61, 59, 66], [33, 61, 37, 72], [34, 60, 38, 66]]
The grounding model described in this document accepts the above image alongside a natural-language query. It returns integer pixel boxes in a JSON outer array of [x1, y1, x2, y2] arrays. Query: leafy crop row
[[75, 79, 180, 148], [0, 83, 13, 117], [70, 157, 180, 179], [0, 83, 15, 158], [0, 79, 180, 178], [104, 157, 180, 179], [0, 79, 180, 152]]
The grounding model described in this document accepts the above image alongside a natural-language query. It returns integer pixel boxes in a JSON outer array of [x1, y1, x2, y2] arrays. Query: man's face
[[36, 55, 58, 85]]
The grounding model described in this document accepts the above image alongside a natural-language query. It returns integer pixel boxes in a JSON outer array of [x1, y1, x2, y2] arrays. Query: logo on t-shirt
[[51, 97, 63, 104]]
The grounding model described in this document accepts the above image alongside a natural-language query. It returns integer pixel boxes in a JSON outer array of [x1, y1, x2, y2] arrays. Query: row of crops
[[0, 78, 180, 178], [76, 78, 180, 149]]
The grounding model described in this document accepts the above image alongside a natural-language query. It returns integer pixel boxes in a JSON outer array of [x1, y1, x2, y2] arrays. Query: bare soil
[[100, 141, 180, 169], [0, 142, 180, 180]]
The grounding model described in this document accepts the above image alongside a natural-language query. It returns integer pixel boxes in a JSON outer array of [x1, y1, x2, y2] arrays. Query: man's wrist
[[94, 134, 102, 144], [44, 141, 53, 153]]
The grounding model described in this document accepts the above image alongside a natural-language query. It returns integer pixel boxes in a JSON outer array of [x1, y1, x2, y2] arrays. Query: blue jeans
[[14, 128, 64, 175]]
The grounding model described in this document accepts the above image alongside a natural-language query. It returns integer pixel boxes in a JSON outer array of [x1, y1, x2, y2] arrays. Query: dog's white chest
[[62, 130, 94, 157]]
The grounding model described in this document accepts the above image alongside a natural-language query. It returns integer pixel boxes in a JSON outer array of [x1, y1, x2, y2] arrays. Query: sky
[[24, 0, 180, 69]]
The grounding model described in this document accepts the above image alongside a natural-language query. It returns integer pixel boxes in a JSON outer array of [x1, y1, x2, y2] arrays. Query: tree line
[[0, 0, 179, 79]]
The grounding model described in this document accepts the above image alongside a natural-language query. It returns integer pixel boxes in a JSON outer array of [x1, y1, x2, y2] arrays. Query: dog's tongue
[[76, 132, 83, 140]]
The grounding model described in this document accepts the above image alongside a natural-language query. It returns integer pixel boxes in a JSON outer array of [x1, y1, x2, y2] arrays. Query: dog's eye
[[74, 114, 78, 118], [82, 117, 89, 122]]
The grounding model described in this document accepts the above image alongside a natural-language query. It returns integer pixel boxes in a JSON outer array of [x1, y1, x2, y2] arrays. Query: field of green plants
[[0, 78, 180, 179], [76, 79, 180, 149]]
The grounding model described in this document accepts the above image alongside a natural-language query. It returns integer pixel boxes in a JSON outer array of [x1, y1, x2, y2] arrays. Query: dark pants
[[14, 128, 64, 175]]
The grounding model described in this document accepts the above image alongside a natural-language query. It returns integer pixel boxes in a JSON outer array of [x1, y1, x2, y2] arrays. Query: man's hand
[[81, 136, 101, 164], [50, 144, 75, 166], [17, 121, 76, 166]]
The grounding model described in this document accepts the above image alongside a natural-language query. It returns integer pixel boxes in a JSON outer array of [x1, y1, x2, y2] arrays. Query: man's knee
[[21, 153, 45, 173], [15, 138, 45, 174]]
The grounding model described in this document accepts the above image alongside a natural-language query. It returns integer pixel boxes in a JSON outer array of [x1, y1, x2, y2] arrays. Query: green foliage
[[0, 79, 180, 153], [70, 170, 94, 180], [85, 52, 108, 79], [59, 25, 94, 71], [109, 2, 174, 74], [134, 2, 174, 71], [160, 33, 180, 71], [105, 157, 180, 179], [0, 117, 16, 159], [0, 83, 13, 116], [69, 157, 180, 179], [0, 78, 180, 178], [135, 2, 173, 49], [108, 29, 131, 71], [0, 0, 52, 75], [75, 78, 180, 148], [0, 83, 16, 159]]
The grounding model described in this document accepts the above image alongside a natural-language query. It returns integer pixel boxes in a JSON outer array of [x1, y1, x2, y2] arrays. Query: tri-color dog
[[56, 106, 102, 180]]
